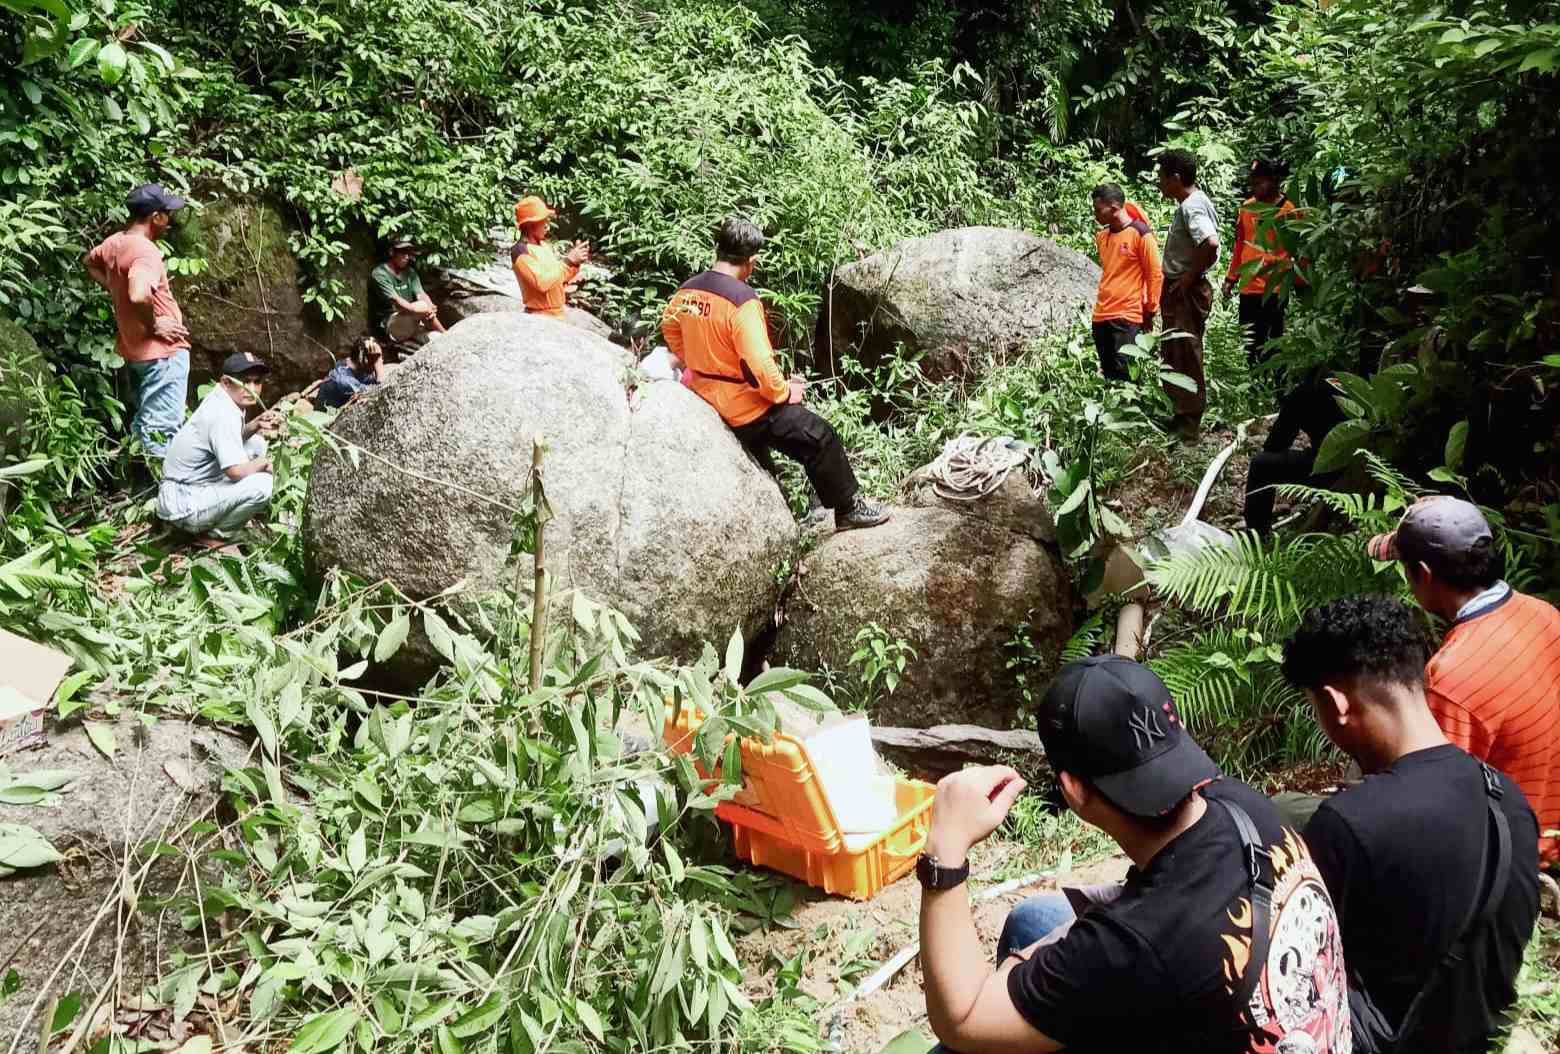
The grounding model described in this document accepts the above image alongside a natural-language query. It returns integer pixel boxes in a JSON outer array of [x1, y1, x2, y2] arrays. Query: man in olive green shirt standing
[[370, 239, 445, 352]]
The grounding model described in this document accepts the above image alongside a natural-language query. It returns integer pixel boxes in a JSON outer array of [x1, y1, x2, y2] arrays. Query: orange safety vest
[[661, 271, 788, 428], [1226, 195, 1297, 296], [1093, 202, 1164, 324], [511, 240, 577, 317]]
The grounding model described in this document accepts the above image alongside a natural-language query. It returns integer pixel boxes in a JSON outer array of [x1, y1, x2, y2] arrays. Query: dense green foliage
[[4, 0, 1560, 1048]]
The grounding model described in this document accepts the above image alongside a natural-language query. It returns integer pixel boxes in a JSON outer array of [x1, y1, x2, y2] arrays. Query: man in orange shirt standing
[[511, 196, 590, 319], [1089, 183, 1162, 382], [662, 218, 888, 532], [84, 183, 192, 457], [1223, 159, 1299, 366], [1369, 496, 1560, 866]]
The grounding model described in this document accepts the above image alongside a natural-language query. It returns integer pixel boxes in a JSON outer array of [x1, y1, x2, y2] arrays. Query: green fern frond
[[1361, 452, 1421, 503], [1148, 531, 1399, 631], [1274, 484, 1391, 529], [1061, 610, 1108, 661]]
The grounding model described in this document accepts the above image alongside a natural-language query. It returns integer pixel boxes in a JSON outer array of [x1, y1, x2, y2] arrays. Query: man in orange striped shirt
[[1223, 159, 1299, 366], [1369, 496, 1560, 865], [1089, 184, 1162, 382], [662, 218, 889, 532]]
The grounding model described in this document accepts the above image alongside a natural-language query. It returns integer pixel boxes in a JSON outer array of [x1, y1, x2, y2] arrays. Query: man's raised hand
[[566, 241, 591, 267], [926, 765, 1027, 867]]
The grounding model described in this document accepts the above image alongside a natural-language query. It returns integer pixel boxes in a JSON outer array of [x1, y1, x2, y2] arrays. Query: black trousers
[[1239, 292, 1287, 366], [1091, 319, 1140, 382], [1243, 448, 1316, 534], [731, 403, 859, 511]]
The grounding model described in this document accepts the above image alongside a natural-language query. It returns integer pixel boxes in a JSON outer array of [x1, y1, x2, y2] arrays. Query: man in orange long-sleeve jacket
[[662, 218, 889, 532], [1090, 183, 1162, 382], [512, 196, 589, 318], [1223, 159, 1299, 365]]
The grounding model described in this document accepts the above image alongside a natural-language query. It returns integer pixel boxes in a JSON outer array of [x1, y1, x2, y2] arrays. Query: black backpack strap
[[1214, 798, 1275, 1016]]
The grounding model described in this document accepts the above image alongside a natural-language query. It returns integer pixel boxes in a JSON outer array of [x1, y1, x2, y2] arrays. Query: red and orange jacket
[[661, 271, 787, 428], [511, 240, 577, 318], [1226, 196, 1298, 295], [1093, 202, 1162, 325]]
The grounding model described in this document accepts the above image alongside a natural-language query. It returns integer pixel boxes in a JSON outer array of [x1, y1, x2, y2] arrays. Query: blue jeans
[[929, 894, 1075, 1054], [127, 350, 189, 457]]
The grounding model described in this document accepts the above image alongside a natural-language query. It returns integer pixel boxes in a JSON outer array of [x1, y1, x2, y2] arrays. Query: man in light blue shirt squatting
[[156, 353, 280, 544]]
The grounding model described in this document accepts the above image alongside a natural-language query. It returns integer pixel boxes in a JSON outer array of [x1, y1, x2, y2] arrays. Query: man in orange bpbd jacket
[[662, 218, 890, 532], [1224, 158, 1299, 366], [512, 196, 589, 318], [1090, 183, 1163, 382]]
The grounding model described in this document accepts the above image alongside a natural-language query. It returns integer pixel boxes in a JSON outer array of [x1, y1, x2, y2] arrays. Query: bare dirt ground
[[1105, 416, 1277, 543], [733, 846, 1132, 1054]]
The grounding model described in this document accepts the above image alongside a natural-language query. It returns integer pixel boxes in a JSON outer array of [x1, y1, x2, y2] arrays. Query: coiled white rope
[[924, 435, 1034, 503]]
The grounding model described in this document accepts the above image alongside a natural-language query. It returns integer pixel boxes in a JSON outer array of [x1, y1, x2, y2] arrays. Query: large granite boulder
[[174, 195, 376, 400], [776, 506, 1075, 728], [814, 227, 1099, 385], [303, 312, 797, 683], [0, 715, 249, 1040]]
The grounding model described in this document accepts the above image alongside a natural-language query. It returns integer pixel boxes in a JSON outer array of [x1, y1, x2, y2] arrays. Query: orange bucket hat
[[514, 196, 557, 227]]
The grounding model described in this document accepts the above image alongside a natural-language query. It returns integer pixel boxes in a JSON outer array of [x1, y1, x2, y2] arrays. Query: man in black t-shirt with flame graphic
[[917, 655, 1350, 1054]]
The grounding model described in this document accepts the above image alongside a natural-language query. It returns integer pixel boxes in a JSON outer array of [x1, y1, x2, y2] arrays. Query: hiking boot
[[835, 496, 890, 532]]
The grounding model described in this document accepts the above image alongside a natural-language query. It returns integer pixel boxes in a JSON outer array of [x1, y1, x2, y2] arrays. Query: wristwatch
[[916, 852, 969, 891]]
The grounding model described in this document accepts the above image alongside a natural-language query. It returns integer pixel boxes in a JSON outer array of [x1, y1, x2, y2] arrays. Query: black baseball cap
[[221, 352, 270, 378], [1367, 495, 1494, 571], [126, 183, 186, 214], [1039, 655, 1219, 817]]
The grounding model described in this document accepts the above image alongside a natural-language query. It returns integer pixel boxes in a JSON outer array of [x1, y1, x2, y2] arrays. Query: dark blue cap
[[126, 183, 186, 215]]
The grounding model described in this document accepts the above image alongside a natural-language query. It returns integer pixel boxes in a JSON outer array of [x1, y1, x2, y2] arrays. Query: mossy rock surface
[[174, 195, 374, 398], [0, 315, 46, 457]]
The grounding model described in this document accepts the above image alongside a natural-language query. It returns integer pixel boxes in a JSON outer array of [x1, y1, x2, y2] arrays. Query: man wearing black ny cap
[[84, 183, 192, 456], [918, 655, 1349, 1054], [1369, 496, 1560, 867], [156, 353, 279, 543]]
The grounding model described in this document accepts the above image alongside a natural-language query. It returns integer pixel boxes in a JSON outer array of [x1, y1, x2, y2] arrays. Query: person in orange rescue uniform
[[1223, 158, 1299, 365], [1090, 183, 1163, 382], [661, 217, 889, 532], [511, 196, 589, 318]]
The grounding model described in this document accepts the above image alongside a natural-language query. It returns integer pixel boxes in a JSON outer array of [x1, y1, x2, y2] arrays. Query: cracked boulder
[[813, 226, 1099, 387], [775, 506, 1075, 729], [303, 312, 797, 686]]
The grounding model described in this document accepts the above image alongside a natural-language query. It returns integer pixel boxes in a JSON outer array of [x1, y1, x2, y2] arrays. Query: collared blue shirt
[[318, 361, 379, 410], [1456, 580, 1511, 621]]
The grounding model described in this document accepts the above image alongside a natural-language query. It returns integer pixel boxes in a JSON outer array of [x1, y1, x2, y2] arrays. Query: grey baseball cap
[[1367, 496, 1493, 569]]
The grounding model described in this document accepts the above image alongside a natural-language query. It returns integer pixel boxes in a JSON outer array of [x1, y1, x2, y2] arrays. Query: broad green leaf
[[878, 1030, 935, 1054], [1312, 420, 1370, 474], [290, 1007, 359, 1054], [575, 1000, 604, 1043], [745, 666, 809, 694], [20, 79, 41, 104], [247, 698, 277, 757], [374, 611, 409, 662], [1443, 420, 1469, 472], [138, 39, 175, 72], [84, 720, 116, 759], [96, 40, 126, 84], [723, 626, 743, 683], [0, 822, 61, 875], [451, 993, 506, 1038], [51, 991, 82, 1033], [346, 824, 366, 874]]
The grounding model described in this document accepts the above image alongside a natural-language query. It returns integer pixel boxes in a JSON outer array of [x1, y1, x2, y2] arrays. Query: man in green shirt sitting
[[370, 239, 445, 352]]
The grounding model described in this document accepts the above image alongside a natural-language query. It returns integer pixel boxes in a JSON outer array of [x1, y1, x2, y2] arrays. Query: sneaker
[[835, 496, 891, 532]]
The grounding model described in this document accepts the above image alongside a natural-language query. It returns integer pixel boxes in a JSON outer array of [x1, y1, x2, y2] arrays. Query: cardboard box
[[0, 628, 74, 757]]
